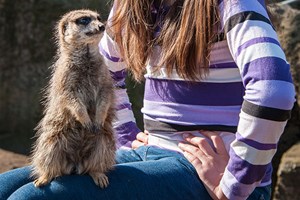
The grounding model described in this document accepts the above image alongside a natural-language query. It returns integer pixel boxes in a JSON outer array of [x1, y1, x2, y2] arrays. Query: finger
[[131, 140, 145, 149], [199, 130, 219, 136], [178, 142, 206, 159], [182, 150, 202, 166], [183, 134, 215, 156], [136, 132, 148, 144], [210, 135, 228, 155], [201, 131, 227, 155]]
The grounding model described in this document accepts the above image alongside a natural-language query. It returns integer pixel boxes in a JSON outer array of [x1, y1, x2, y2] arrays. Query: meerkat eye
[[97, 16, 101, 21], [75, 17, 92, 26]]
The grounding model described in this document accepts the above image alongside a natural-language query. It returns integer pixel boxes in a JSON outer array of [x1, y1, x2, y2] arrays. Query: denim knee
[[0, 166, 33, 200]]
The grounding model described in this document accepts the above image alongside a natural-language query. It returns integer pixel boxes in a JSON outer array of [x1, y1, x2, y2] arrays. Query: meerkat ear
[[62, 24, 68, 35], [58, 20, 68, 36]]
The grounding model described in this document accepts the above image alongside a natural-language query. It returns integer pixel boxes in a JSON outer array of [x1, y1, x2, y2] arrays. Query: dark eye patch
[[75, 17, 92, 25], [97, 16, 101, 21]]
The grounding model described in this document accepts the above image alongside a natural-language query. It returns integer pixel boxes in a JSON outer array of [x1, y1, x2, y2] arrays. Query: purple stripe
[[236, 132, 277, 150], [110, 69, 127, 82], [116, 103, 132, 111], [143, 102, 240, 126], [236, 37, 281, 57], [261, 163, 272, 184], [257, 0, 266, 9], [115, 121, 140, 148], [210, 62, 238, 69], [99, 44, 123, 62], [227, 148, 270, 184], [144, 78, 244, 106], [242, 57, 293, 86]]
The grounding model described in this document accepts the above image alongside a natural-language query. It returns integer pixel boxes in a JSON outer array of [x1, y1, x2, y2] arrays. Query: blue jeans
[[0, 146, 271, 200]]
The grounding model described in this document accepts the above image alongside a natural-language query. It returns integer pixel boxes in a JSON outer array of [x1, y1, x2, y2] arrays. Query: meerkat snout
[[99, 24, 105, 32]]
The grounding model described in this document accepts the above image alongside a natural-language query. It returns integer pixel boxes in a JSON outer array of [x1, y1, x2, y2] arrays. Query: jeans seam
[[130, 150, 143, 161], [143, 146, 151, 161]]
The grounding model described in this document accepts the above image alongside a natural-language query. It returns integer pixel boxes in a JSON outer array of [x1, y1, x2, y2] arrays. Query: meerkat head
[[57, 10, 105, 46]]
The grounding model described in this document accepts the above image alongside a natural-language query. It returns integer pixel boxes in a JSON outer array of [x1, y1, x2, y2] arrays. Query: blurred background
[[0, 0, 299, 199]]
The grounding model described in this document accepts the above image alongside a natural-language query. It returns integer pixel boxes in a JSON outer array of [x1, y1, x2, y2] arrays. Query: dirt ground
[[0, 148, 29, 173]]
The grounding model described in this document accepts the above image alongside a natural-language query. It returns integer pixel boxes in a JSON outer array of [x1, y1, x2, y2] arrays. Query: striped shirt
[[99, 0, 296, 199]]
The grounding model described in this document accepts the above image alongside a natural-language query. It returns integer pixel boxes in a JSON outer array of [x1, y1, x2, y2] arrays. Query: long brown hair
[[110, 0, 220, 81]]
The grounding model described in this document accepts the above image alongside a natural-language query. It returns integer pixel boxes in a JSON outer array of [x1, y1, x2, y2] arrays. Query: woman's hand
[[131, 131, 149, 149], [178, 131, 229, 200]]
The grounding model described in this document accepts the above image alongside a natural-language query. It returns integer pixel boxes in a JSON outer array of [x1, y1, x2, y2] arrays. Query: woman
[[0, 0, 295, 199]]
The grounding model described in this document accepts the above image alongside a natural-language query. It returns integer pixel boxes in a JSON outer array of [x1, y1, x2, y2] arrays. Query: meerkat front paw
[[72, 106, 92, 127], [34, 176, 51, 187], [89, 172, 109, 188]]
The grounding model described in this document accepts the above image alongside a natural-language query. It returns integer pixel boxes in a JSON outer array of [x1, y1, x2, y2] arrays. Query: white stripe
[[227, 20, 279, 56], [113, 89, 136, 127], [106, 2, 117, 26], [99, 32, 122, 59], [99, 33, 126, 72], [231, 140, 277, 165], [221, 168, 261, 200], [219, 0, 269, 29], [143, 114, 201, 126], [145, 66, 242, 83], [236, 43, 287, 71], [115, 89, 132, 106], [148, 45, 161, 66], [146, 41, 237, 82], [102, 58, 126, 72], [238, 111, 287, 144], [148, 131, 235, 153], [113, 108, 136, 128], [245, 80, 296, 110]]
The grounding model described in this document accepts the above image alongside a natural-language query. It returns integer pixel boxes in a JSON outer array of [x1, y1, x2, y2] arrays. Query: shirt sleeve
[[99, 6, 141, 149], [219, 0, 296, 199]]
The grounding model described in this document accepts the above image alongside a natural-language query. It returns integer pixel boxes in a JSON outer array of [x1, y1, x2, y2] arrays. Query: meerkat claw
[[90, 173, 109, 188], [34, 177, 50, 188]]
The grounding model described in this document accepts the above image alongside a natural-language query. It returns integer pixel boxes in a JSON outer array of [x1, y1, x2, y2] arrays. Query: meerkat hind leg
[[89, 172, 109, 188]]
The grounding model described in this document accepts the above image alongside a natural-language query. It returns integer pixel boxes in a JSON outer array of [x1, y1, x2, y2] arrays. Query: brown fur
[[31, 10, 116, 188]]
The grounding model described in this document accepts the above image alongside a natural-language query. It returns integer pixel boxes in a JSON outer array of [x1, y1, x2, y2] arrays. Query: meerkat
[[31, 9, 116, 188]]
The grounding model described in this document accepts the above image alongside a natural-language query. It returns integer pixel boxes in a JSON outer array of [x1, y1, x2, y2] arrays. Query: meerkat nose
[[99, 24, 105, 32]]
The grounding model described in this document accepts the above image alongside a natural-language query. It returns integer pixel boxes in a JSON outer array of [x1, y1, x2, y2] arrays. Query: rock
[[272, 3, 300, 103], [271, 4, 300, 198], [274, 142, 300, 200], [0, 148, 29, 173]]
